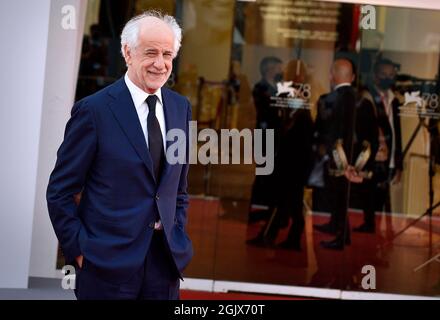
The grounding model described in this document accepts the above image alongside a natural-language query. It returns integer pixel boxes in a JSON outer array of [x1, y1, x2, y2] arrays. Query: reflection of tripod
[[383, 116, 438, 251]]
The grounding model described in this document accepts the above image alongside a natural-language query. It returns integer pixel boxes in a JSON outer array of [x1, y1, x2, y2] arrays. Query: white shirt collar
[[333, 82, 351, 90], [124, 73, 163, 109]]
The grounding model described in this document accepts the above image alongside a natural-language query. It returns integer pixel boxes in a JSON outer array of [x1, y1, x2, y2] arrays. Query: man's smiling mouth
[[148, 71, 166, 76]]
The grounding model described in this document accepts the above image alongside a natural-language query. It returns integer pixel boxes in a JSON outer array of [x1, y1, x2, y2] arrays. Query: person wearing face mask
[[353, 58, 403, 233], [248, 57, 284, 224]]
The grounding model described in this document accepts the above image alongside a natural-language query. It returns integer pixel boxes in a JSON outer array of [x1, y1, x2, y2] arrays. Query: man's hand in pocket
[[75, 255, 83, 269]]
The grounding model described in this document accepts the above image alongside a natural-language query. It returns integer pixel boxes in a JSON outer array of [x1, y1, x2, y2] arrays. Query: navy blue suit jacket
[[47, 78, 193, 283]]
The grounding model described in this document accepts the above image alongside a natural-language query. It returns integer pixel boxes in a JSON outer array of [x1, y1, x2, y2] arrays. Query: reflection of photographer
[[354, 58, 403, 233]]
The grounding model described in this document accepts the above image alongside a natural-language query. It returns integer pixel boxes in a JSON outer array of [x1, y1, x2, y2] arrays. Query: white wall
[[29, 0, 87, 279], [0, 0, 86, 288], [0, 0, 51, 288]]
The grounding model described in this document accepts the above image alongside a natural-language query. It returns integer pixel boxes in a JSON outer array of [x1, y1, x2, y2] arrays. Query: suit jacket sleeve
[[175, 99, 192, 228], [46, 100, 97, 263], [335, 89, 356, 160]]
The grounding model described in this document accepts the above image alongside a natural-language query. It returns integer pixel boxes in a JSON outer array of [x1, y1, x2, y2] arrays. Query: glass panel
[[201, 0, 440, 297], [67, 0, 440, 298], [353, 4, 440, 296], [212, 0, 352, 290], [174, 0, 237, 281]]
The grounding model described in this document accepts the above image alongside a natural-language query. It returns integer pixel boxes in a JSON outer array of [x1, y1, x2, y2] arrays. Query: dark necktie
[[146, 95, 164, 183]]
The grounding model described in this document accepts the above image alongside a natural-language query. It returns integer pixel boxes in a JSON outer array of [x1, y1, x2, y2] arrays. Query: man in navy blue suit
[[46, 10, 193, 300]]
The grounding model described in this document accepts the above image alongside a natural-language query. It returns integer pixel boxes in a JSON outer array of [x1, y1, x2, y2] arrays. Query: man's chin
[[144, 82, 165, 93], [148, 78, 167, 87]]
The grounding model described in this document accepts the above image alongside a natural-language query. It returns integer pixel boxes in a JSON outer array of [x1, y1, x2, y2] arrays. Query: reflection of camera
[[397, 74, 440, 164]]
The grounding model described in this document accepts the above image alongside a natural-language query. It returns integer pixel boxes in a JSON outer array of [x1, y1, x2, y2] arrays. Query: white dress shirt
[[333, 82, 352, 90], [375, 86, 396, 169], [124, 73, 167, 152], [124, 73, 166, 229]]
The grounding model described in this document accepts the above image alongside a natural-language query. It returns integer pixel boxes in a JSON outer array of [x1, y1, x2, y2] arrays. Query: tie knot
[[146, 95, 158, 114]]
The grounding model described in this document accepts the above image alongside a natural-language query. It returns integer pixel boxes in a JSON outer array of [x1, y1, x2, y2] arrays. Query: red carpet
[[180, 290, 307, 300], [184, 197, 440, 297]]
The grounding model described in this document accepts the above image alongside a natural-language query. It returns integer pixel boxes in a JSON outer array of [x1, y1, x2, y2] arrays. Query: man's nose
[[153, 54, 165, 69]]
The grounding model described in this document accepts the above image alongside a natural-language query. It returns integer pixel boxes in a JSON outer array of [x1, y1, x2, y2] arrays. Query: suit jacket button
[[148, 221, 155, 229], [155, 194, 160, 200]]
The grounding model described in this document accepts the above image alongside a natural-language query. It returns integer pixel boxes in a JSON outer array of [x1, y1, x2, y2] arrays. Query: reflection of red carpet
[[185, 197, 440, 297], [180, 290, 305, 300]]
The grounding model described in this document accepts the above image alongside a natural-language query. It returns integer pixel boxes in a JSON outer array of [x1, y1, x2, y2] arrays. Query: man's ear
[[123, 44, 132, 66]]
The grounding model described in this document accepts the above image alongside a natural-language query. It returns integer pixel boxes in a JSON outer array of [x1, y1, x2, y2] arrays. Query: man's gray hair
[[120, 10, 182, 58]]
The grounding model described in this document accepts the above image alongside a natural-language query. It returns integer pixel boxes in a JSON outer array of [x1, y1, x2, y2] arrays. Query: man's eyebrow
[[143, 48, 174, 55]]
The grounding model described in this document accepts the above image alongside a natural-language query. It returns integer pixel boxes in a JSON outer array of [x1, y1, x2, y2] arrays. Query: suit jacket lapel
[[107, 78, 155, 181]]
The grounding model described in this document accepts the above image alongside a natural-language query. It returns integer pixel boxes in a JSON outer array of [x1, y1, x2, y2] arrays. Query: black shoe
[[320, 235, 350, 250], [277, 240, 301, 251], [313, 223, 337, 235], [353, 223, 375, 233]]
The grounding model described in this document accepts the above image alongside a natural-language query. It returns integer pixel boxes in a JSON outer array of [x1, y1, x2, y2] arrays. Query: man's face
[[267, 63, 283, 82], [124, 18, 175, 93], [375, 63, 396, 90]]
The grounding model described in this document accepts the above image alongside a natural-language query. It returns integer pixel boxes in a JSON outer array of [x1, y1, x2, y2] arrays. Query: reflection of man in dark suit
[[353, 58, 402, 233], [248, 57, 283, 223], [246, 108, 314, 250], [313, 58, 368, 249], [47, 12, 193, 300], [253, 56, 283, 134], [247, 59, 314, 250]]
